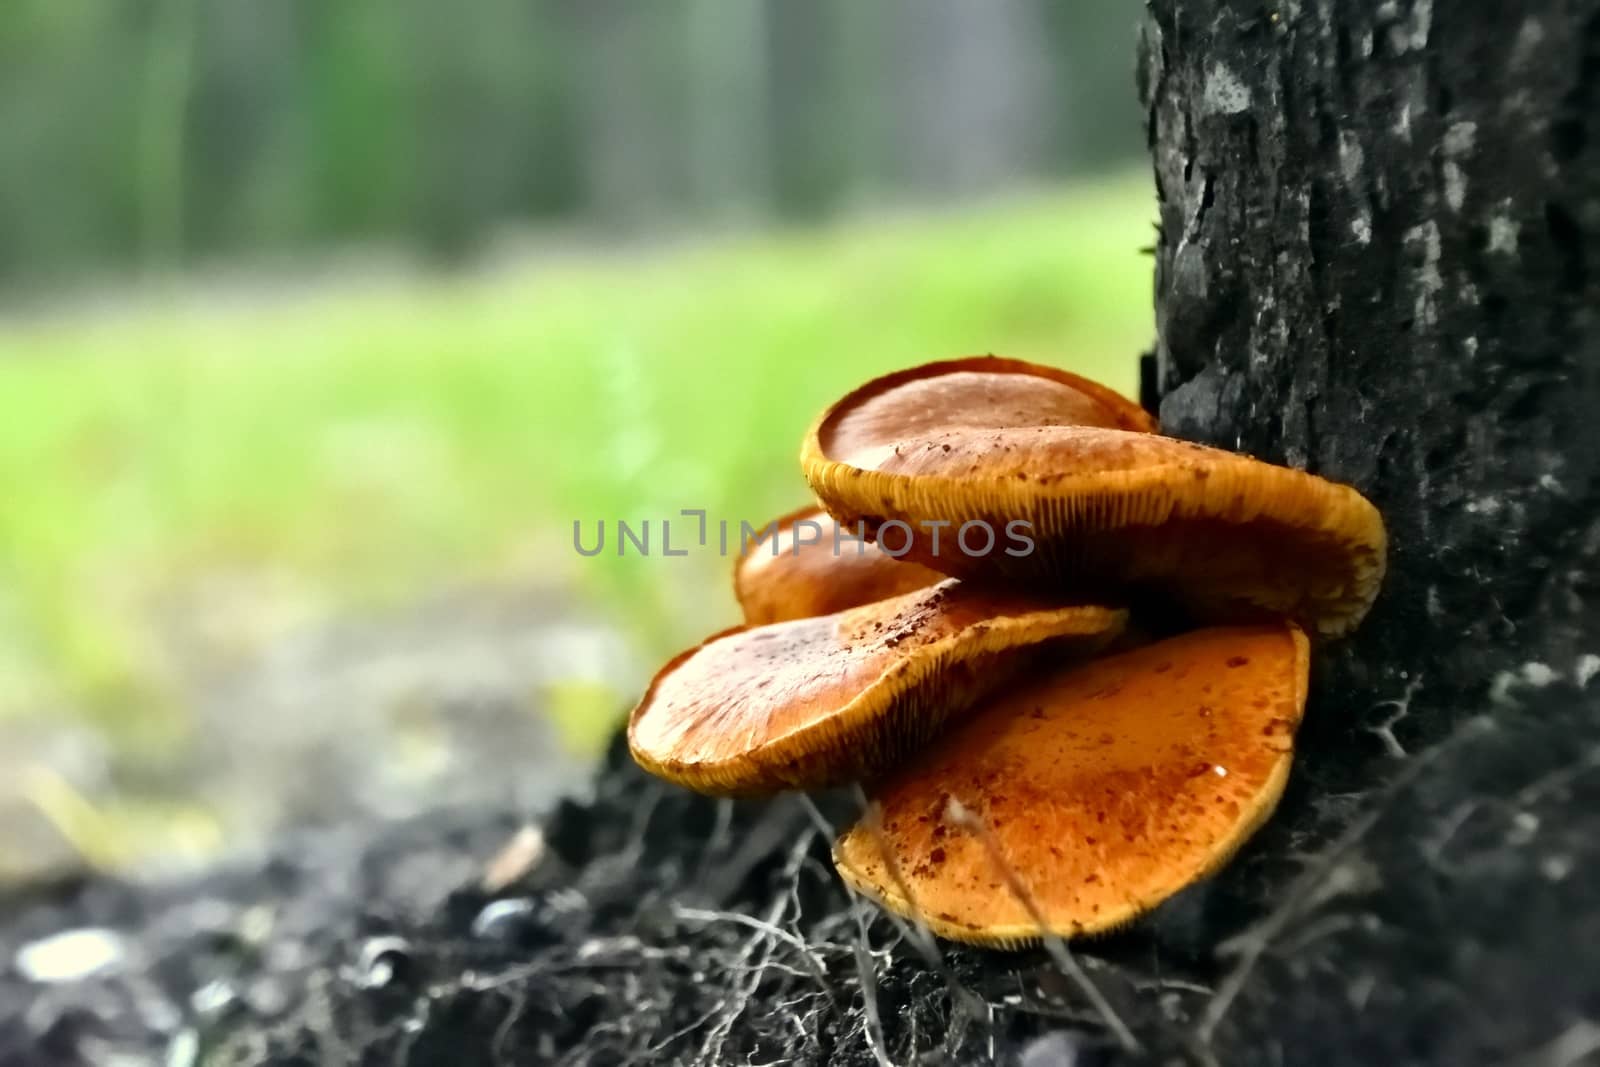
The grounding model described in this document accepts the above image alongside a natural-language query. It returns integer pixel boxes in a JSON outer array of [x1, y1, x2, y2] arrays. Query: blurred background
[[0, 0, 1154, 880]]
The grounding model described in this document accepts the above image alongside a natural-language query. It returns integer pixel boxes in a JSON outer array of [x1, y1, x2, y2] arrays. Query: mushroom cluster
[[628, 356, 1386, 945]]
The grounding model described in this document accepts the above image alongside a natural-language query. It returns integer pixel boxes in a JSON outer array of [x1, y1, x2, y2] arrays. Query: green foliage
[[0, 0, 1145, 288], [0, 175, 1154, 734]]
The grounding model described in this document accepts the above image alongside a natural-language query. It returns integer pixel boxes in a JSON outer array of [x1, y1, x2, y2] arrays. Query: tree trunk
[[1139, 0, 1600, 1060]]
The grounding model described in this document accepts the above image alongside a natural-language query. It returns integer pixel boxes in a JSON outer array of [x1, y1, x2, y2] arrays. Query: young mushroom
[[801, 359, 1386, 638], [734, 505, 944, 625], [832, 622, 1309, 945], [628, 580, 1124, 795]]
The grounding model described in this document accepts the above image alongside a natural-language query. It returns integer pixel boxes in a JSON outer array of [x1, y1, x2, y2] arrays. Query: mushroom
[[735, 505, 945, 625], [832, 622, 1309, 945], [628, 580, 1125, 795], [801, 360, 1385, 638], [622, 356, 1386, 946], [808, 356, 1157, 456]]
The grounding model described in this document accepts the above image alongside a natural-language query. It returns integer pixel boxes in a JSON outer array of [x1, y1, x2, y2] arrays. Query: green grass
[[0, 172, 1156, 741]]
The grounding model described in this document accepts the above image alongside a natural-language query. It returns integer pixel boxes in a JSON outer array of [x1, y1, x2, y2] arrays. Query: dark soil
[[5, 655, 1599, 1067]]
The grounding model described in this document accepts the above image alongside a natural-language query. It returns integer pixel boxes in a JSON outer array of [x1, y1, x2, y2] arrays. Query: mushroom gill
[[628, 580, 1124, 796], [803, 365, 1384, 637]]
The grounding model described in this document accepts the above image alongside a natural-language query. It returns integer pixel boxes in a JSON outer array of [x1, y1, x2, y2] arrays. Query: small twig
[[851, 785, 991, 1030], [1367, 673, 1424, 757], [675, 906, 816, 960], [798, 794, 894, 1067], [944, 797, 1142, 1055], [696, 889, 790, 1063], [849, 896, 896, 1067], [490, 988, 528, 1063]]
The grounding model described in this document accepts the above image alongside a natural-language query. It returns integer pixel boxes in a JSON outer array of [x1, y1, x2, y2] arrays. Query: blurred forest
[[0, 0, 1155, 876], [1, 0, 1143, 290]]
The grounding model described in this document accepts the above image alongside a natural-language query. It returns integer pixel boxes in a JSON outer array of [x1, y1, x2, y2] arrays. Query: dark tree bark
[[1137, 0, 1600, 1061]]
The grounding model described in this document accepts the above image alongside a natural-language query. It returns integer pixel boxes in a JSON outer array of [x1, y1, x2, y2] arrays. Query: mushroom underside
[[831, 508, 1380, 639], [627, 582, 1124, 796]]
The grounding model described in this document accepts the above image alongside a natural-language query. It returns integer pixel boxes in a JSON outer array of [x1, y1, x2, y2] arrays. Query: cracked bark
[[1138, 0, 1600, 1060]]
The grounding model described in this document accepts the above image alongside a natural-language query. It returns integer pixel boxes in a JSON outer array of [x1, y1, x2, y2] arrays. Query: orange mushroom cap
[[628, 580, 1125, 796], [812, 357, 1156, 463], [802, 365, 1385, 637], [833, 622, 1309, 946], [735, 505, 945, 625]]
